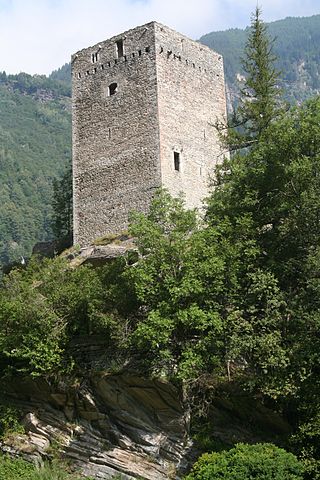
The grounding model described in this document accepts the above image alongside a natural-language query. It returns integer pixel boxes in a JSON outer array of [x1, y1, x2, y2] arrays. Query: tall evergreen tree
[[218, 7, 282, 151], [239, 7, 281, 139]]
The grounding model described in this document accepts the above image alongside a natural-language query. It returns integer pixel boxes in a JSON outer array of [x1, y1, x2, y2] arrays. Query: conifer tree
[[219, 7, 282, 151]]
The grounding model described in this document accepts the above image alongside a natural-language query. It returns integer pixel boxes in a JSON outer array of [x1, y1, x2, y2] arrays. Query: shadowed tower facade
[[72, 22, 227, 246]]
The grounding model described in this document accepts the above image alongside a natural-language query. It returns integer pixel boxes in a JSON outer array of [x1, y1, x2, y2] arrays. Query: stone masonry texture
[[72, 21, 227, 247]]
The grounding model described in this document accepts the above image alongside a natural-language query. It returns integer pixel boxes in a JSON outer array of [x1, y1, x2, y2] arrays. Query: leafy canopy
[[185, 443, 304, 480]]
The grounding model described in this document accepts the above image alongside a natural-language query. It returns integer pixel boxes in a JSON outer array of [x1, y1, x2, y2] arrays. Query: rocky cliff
[[1, 373, 193, 479]]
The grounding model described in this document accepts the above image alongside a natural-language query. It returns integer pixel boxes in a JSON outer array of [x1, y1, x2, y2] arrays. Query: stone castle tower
[[72, 22, 227, 246]]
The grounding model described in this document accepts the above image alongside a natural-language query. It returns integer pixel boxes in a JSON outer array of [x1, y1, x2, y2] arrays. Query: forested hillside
[[200, 14, 320, 103], [0, 72, 71, 266]]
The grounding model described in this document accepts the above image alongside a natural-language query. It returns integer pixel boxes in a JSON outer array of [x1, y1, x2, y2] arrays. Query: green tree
[[0, 253, 136, 377], [208, 97, 320, 291], [185, 443, 304, 480], [126, 190, 288, 404], [207, 96, 320, 470], [218, 7, 282, 150], [239, 7, 281, 139], [0, 257, 103, 376]]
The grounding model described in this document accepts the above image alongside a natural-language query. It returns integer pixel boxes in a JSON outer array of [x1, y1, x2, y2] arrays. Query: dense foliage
[[49, 63, 71, 84], [185, 443, 304, 480], [0, 255, 136, 376], [200, 14, 320, 103]]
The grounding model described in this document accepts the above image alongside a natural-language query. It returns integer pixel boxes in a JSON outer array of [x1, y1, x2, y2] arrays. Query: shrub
[[0, 455, 34, 480], [185, 443, 304, 480], [0, 455, 93, 480], [0, 256, 128, 376], [0, 405, 24, 438]]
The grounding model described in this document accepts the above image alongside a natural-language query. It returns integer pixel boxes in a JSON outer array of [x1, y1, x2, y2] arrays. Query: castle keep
[[72, 22, 227, 246]]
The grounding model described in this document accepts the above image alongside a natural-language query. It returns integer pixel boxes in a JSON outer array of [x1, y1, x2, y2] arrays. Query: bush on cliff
[[185, 443, 304, 480], [0, 455, 92, 480], [0, 256, 132, 376]]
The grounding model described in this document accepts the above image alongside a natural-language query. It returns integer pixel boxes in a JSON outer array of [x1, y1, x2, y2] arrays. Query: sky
[[0, 0, 319, 75]]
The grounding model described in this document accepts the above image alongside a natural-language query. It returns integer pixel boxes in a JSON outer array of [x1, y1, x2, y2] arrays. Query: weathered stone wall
[[72, 23, 161, 246], [72, 22, 227, 246], [155, 23, 227, 209]]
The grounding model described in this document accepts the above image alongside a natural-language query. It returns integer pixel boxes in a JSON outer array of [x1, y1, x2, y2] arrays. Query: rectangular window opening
[[145, 46, 150, 53], [116, 39, 124, 58], [174, 152, 180, 172], [91, 52, 98, 63]]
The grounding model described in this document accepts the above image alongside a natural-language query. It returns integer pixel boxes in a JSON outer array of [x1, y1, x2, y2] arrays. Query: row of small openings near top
[[159, 46, 222, 77], [92, 39, 124, 62], [76, 45, 151, 79]]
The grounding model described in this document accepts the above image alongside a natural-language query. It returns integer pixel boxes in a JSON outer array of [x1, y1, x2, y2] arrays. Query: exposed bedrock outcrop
[[1, 373, 193, 479]]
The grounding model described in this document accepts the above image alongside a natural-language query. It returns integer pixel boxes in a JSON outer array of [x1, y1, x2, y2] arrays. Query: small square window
[[108, 82, 118, 96], [174, 151, 180, 172]]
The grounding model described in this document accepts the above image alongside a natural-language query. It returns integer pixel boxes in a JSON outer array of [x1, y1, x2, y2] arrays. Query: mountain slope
[[200, 14, 320, 103], [0, 73, 71, 265]]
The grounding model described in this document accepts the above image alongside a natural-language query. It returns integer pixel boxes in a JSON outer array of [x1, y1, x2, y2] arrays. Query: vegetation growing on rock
[[0, 455, 92, 480], [185, 443, 304, 480]]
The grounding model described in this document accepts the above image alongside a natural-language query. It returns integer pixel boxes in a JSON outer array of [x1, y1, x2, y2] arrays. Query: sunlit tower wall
[[72, 22, 227, 247]]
